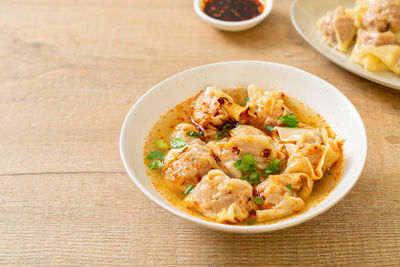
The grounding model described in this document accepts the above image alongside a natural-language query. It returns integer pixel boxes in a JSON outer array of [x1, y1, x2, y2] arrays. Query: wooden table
[[1, 0, 399, 265]]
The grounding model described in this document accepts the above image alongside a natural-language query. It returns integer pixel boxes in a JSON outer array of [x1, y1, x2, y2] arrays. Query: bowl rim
[[119, 60, 367, 233], [193, 0, 274, 27]]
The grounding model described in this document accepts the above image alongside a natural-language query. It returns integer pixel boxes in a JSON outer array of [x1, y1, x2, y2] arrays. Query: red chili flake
[[253, 187, 261, 197], [262, 202, 275, 210], [247, 210, 257, 220], [232, 146, 240, 154], [217, 97, 226, 104], [261, 148, 271, 158]]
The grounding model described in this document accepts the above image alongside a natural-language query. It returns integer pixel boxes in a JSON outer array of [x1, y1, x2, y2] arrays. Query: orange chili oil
[[202, 0, 264, 22]]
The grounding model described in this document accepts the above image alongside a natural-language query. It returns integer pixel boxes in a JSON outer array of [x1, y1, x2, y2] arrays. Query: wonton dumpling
[[230, 125, 267, 137], [317, 6, 360, 52], [172, 123, 204, 146], [185, 169, 255, 223], [246, 84, 293, 128], [350, 29, 400, 73], [254, 173, 312, 221], [356, 0, 400, 32], [192, 87, 247, 138], [207, 133, 284, 178], [274, 127, 341, 181], [275, 127, 323, 145], [164, 143, 218, 191]]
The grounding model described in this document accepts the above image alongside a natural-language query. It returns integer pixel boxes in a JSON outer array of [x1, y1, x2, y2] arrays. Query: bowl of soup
[[120, 61, 367, 233]]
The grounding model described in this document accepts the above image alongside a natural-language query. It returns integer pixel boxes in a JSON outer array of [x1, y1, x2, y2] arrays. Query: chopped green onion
[[148, 160, 164, 169], [245, 96, 250, 102], [188, 131, 201, 138], [277, 113, 299, 128], [184, 185, 195, 194], [155, 139, 168, 150], [265, 158, 281, 176], [146, 150, 165, 160], [240, 177, 260, 185], [265, 125, 274, 132], [253, 196, 264, 205], [240, 170, 261, 185], [216, 123, 236, 140], [286, 183, 293, 193], [247, 219, 257, 225], [171, 138, 186, 149], [235, 154, 257, 172]]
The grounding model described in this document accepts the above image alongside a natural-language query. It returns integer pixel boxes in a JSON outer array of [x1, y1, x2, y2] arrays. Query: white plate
[[291, 0, 400, 90], [120, 61, 367, 233]]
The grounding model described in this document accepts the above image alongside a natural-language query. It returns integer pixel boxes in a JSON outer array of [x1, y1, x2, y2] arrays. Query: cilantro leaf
[[236, 154, 262, 184], [277, 113, 299, 128], [188, 131, 201, 138], [147, 160, 164, 169], [235, 154, 257, 172], [146, 150, 165, 160], [184, 185, 195, 194], [249, 170, 260, 181], [216, 123, 236, 140], [265, 158, 281, 176], [253, 196, 264, 205], [171, 138, 186, 149], [154, 140, 168, 150], [240, 169, 261, 185], [286, 183, 293, 193]]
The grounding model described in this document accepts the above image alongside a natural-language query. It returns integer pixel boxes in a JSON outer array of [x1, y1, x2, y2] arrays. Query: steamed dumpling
[[357, 0, 400, 32], [192, 87, 247, 138], [350, 29, 400, 73], [254, 173, 312, 221], [246, 84, 293, 128], [164, 143, 219, 191], [172, 123, 204, 146], [317, 6, 359, 52], [185, 169, 255, 223], [207, 130, 284, 178], [275, 127, 342, 181]]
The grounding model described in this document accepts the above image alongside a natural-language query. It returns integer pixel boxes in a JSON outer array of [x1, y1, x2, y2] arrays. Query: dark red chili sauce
[[202, 0, 264, 22]]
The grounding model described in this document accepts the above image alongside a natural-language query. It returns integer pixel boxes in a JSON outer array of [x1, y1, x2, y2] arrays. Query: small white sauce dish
[[120, 61, 367, 234], [193, 0, 274, 32]]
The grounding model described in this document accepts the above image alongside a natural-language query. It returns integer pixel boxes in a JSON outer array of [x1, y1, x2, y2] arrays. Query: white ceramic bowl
[[193, 0, 273, 32], [120, 61, 367, 234]]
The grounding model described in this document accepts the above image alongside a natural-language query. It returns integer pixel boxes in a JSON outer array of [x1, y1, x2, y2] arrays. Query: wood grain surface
[[0, 0, 399, 266]]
